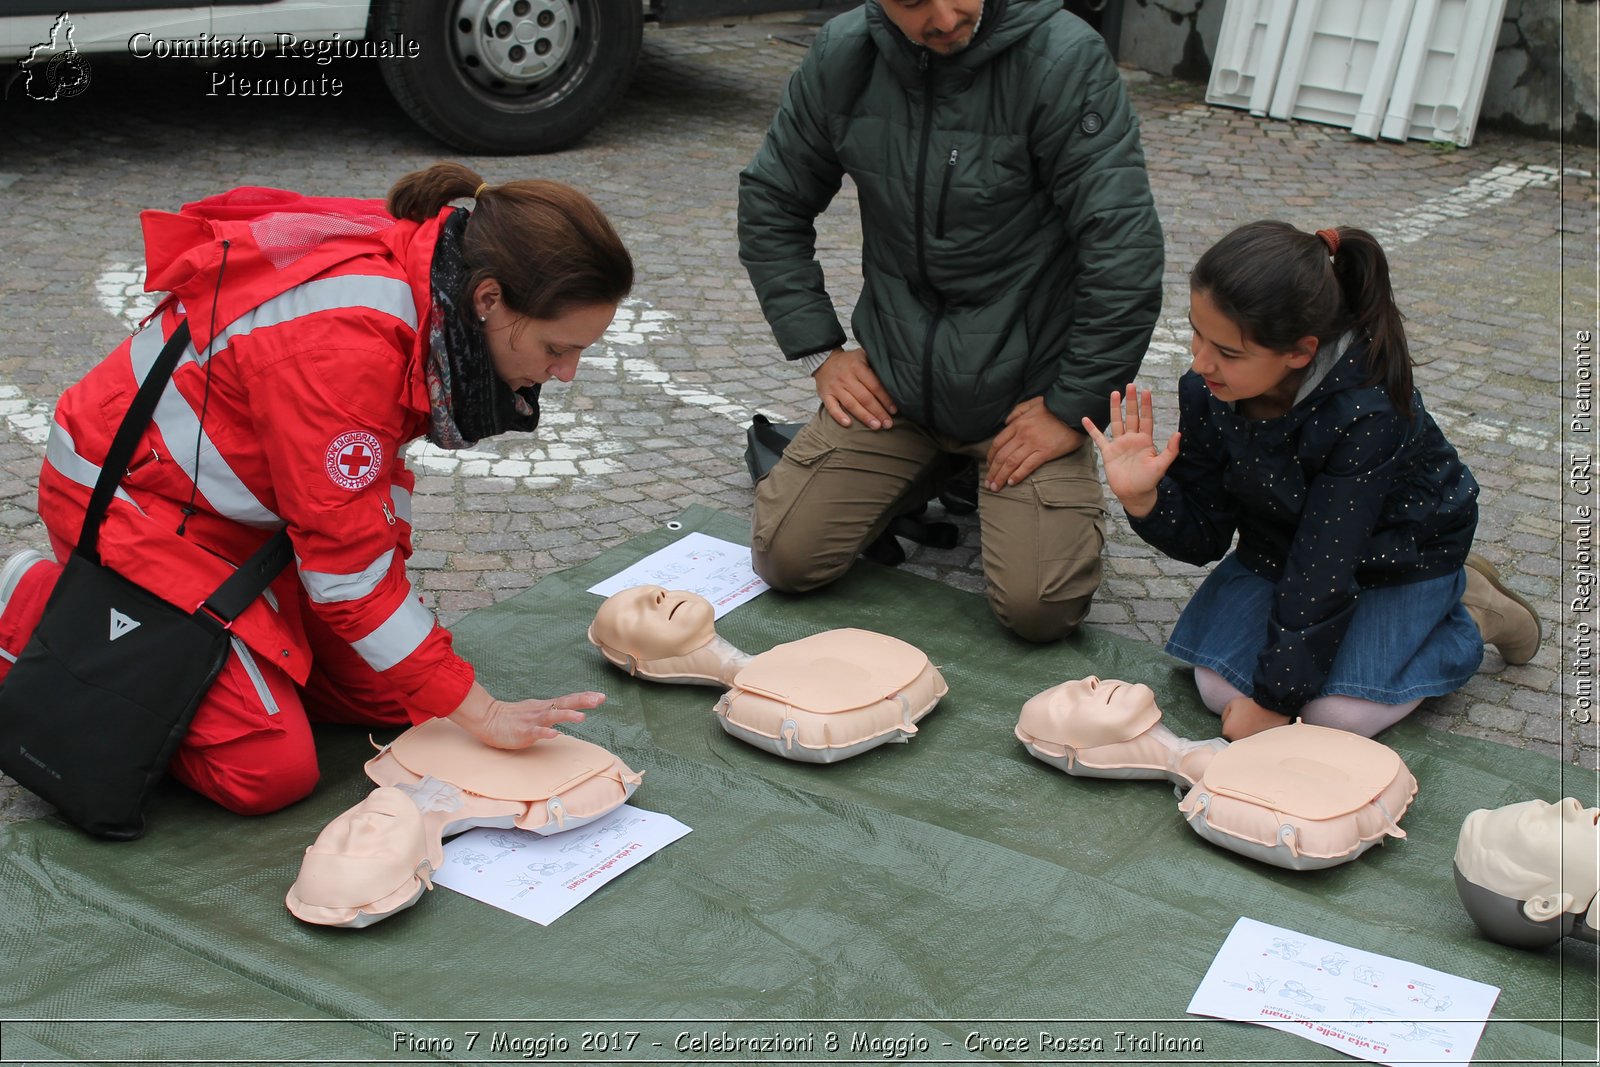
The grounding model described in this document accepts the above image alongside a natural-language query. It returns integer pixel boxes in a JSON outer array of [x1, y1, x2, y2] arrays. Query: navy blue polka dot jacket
[[1128, 338, 1479, 713]]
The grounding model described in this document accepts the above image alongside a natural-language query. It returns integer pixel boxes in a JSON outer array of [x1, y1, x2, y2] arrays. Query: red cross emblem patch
[[325, 430, 384, 492]]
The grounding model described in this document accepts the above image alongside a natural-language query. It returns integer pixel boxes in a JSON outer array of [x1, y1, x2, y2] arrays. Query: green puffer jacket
[[738, 0, 1164, 443]]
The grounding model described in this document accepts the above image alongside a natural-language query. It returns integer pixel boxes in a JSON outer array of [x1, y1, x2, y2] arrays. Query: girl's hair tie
[[474, 182, 490, 199], [1315, 227, 1340, 258]]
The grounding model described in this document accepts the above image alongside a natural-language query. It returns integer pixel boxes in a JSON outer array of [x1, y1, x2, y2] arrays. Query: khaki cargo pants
[[751, 410, 1106, 642]]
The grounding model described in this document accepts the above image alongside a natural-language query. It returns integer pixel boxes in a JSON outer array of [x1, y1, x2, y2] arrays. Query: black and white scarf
[[423, 208, 540, 448]]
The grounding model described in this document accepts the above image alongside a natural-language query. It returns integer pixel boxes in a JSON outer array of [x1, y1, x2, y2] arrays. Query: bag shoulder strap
[[78, 319, 291, 623], [201, 530, 294, 625], [79, 321, 193, 564]]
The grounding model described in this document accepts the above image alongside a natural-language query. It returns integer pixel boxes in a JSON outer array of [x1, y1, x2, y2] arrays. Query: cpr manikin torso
[[1015, 677, 1417, 870], [588, 586, 947, 762], [1453, 797, 1600, 948], [286, 718, 641, 928]]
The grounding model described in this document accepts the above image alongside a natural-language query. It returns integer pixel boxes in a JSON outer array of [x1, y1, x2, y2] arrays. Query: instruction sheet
[[433, 805, 692, 925], [1187, 916, 1500, 1066], [587, 532, 766, 618]]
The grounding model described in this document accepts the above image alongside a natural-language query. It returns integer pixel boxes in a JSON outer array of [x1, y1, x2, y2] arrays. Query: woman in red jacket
[[0, 161, 633, 815]]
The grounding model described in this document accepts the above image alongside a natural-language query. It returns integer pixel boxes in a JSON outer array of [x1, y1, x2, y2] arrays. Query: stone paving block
[[419, 570, 486, 592], [1467, 702, 1529, 733], [1522, 714, 1566, 743], [436, 591, 495, 615]]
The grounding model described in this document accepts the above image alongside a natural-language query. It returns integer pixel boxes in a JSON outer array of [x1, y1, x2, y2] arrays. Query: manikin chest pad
[[587, 585, 947, 763], [1014, 677, 1417, 871], [286, 718, 641, 928]]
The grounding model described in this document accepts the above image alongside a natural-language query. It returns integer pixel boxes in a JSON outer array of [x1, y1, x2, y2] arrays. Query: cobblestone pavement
[[1, 17, 1596, 826]]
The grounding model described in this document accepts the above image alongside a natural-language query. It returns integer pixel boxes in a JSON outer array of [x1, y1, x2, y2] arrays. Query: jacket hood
[[140, 187, 441, 356], [1296, 333, 1372, 408], [865, 0, 1055, 85]]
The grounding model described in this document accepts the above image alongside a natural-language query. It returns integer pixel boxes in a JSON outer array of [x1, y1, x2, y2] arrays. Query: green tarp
[[1, 507, 1594, 1065]]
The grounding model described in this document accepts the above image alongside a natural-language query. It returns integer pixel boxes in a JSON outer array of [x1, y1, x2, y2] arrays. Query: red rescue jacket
[[40, 187, 474, 720]]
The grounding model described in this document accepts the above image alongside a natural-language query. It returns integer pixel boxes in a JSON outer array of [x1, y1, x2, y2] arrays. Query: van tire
[[375, 0, 643, 154]]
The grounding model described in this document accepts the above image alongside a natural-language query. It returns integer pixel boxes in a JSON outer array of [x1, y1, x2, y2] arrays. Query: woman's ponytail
[[386, 162, 486, 221]]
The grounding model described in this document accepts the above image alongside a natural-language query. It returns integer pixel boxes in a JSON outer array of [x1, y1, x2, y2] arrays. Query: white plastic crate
[[1206, 0, 1300, 116], [1203, 0, 1507, 147]]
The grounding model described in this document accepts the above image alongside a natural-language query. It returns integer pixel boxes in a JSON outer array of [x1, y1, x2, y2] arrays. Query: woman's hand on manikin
[[449, 682, 605, 749], [1080, 383, 1181, 520]]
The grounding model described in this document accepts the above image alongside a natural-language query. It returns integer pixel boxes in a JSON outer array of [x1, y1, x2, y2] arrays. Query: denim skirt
[[1165, 554, 1483, 704]]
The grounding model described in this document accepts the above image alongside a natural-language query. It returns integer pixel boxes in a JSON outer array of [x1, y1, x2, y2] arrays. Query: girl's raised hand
[[1080, 383, 1180, 519]]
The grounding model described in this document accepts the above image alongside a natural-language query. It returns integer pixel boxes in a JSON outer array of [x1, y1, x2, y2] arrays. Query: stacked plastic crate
[[1206, 0, 1508, 147]]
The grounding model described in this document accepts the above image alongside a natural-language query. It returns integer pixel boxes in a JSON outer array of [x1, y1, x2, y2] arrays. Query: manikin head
[[1454, 797, 1600, 948], [590, 585, 717, 661], [287, 786, 434, 924], [1018, 675, 1162, 751]]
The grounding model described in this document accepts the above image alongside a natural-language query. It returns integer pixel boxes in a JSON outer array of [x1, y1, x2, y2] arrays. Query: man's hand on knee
[[985, 397, 1084, 491], [815, 347, 898, 430]]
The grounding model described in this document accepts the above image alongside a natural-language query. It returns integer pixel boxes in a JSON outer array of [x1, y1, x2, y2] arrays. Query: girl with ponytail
[[1082, 220, 1539, 741]]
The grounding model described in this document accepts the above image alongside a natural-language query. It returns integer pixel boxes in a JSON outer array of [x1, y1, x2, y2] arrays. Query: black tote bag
[[0, 321, 290, 839]]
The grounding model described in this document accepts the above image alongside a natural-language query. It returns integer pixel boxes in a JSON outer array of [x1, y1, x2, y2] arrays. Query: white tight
[[1194, 668, 1421, 739]]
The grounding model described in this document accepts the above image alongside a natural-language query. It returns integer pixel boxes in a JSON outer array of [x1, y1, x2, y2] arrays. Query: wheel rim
[[451, 0, 586, 98]]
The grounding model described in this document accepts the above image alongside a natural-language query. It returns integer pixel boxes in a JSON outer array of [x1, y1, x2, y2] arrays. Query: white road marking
[[0, 386, 54, 445], [1140, 164, 1574, 453], [1143, 320, 1557, 454], [406, 298, 779, 485], [1373, 163, 1575, 246], [81, 284, 781, 485], [46, 160, 1575, 472]]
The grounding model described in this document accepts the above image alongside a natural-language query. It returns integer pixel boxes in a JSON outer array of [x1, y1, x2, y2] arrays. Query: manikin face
[[1019, 675, 1162, 751], [1188, 288, 1316, 408], [312, 787, 421, 858], [472, 282, 617, 389], [1046, 675, 1159, 716], [1460, 797, 1600, 908], [878, 0, 982, 54], [295, 787, 428, 908], [592, 585, 717, 660]]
